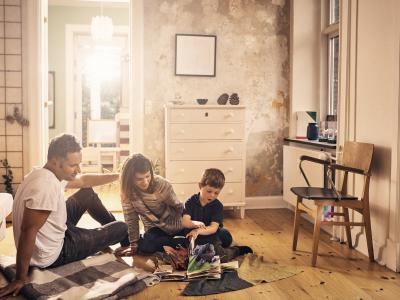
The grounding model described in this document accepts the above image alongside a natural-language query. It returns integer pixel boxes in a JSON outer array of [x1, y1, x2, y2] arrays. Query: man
[[0, 134, 128, 297]]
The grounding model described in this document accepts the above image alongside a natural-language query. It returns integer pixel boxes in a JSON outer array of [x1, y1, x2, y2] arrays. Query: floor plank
[[1, 208, 400, 299]]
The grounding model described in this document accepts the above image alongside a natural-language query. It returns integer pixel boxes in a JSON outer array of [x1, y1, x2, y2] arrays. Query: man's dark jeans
[[50, 188, 129, 267]]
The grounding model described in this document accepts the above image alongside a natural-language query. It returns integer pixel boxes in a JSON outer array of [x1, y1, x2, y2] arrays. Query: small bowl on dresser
[[196, 98, 208, 105]]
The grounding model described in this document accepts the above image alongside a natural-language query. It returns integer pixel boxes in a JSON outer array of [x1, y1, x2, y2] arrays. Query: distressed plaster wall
[[143, 0, 290, 197]]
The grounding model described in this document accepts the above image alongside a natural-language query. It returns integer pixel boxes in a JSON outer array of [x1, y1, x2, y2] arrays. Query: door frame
[[22, 0, 49, 170]]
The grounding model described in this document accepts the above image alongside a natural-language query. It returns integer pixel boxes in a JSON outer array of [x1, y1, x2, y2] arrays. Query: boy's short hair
[[47, 134, 81, 160], [200, 168, 225, 189]]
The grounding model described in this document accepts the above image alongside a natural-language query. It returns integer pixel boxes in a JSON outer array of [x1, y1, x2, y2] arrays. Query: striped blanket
[[0, 253, 160, 300]]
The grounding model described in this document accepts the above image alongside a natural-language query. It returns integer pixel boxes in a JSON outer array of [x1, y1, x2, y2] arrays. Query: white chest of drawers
[[165, 105, 246, 218]]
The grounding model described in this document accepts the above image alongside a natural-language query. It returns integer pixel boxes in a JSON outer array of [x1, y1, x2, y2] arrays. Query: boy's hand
[[192, 220, 206, 229], [186, 229, 199, 241]]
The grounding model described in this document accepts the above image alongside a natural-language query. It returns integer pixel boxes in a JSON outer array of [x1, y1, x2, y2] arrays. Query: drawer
[[168, 141, 243, 160], [170, 108, 244, 123], [173, 183, 244, 204], [166, 160, 243, 183], [169, 123, 244, 140]]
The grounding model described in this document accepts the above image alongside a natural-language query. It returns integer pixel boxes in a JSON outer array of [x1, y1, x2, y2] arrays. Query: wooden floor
[[1, 208, 400, 299]]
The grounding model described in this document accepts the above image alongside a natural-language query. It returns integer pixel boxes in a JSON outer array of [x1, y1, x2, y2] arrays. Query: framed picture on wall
[[175, 34, 217, 77], [48, 71, 55, 129]]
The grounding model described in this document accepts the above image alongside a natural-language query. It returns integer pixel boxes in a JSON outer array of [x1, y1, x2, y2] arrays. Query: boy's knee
[[219, 228, 233, 247]]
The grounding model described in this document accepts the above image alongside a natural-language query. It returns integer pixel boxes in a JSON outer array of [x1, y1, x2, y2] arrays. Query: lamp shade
[[91, 16, 114, 42]]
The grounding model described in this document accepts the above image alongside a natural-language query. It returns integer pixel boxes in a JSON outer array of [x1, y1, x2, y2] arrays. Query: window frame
[[321, 0, 340, 119]]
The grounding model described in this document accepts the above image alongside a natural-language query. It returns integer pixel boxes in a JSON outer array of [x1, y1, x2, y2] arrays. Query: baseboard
[[245, 196, 286, 209], [383, 238, 400, 272]]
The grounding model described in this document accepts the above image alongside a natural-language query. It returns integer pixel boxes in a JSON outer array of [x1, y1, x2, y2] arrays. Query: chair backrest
[[82, 147, 100, 163], [342, 141, 374, 174]]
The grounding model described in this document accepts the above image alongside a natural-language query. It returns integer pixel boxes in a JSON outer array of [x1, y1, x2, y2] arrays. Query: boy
[[182, 168, 252, 262]]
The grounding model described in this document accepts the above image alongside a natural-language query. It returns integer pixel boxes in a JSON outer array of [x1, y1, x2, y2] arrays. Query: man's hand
[[0, 278, 27, 298], [5, 207, 51, 299], [186, 229, 199, 241]]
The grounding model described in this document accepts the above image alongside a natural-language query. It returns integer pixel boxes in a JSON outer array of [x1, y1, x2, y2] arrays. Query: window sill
[[283, 138, 336, 150]]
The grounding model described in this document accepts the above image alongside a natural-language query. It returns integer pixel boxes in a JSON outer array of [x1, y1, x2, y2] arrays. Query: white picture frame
[[175, 34, 216, 77]]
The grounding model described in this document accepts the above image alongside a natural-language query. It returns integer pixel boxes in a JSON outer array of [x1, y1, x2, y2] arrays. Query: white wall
[[339, 0, 400, 271], [290, 0, 321, 137]]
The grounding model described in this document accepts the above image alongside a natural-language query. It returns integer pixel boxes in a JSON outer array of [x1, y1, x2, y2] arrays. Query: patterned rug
[[0, 253, 160, 300]]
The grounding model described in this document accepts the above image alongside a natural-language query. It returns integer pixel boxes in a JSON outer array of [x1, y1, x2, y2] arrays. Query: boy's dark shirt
[[183, 193, 223, 227]]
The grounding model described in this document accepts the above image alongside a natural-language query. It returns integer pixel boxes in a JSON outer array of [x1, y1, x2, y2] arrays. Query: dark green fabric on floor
[[182, 270, 253, 296]]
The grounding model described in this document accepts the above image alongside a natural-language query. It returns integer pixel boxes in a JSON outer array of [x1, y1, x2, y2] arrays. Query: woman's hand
[[114, 244, 138, 257], [186, 229, 199, 241]]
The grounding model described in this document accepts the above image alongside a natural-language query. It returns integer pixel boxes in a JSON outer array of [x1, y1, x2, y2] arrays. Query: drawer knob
[[226, 112, 234, 118], [227, 167, 234, 172], [225, 129, 235, 134], [179, 113, 185, 117], [180, 191, 185, 195], [177, 148, 185, 153], [179, 168, 185, 173], [225, 147, 234, 153], [179, 129, 185, 134], [228, 190, 234, 194]]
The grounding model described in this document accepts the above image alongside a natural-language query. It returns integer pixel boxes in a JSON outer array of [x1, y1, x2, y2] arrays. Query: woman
[[119, 153, 187, 256]]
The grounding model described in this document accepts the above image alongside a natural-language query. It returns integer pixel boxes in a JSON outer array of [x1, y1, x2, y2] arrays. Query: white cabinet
[[165, 105, 246, 218]]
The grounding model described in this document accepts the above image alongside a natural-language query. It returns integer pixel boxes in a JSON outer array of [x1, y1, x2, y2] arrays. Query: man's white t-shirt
[[13, 168, 68, 267]]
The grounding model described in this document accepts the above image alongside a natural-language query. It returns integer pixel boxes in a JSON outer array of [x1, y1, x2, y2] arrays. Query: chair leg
[[292, 196, 302, 251], [363, 208, 374, 262], [343, 208, 353, 249], [311, 205, 323, 267]]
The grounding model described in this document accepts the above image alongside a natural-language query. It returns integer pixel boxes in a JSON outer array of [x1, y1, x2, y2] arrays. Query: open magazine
[[154, 239, 238, 281]]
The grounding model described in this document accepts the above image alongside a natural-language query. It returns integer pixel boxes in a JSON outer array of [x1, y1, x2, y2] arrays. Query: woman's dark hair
[[47, 134, 81, 160], [199, 168, 225, 189], [120, 153, 154, 201]]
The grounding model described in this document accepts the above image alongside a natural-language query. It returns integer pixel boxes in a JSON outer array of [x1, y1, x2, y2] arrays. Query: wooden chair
[[81, 147, 103, 173], [291, 141, 374, 266]]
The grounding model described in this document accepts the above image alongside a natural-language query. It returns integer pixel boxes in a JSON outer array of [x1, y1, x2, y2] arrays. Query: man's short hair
[[200, 168, 225, 189], [47, 134, 81, 160]]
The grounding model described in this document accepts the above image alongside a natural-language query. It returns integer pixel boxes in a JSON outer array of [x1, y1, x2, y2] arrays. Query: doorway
[[48, 1, 130, 173]]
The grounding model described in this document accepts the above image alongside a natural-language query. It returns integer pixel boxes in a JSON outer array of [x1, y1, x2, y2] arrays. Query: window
[[323, 0, 340, 116], [329, 0, 339, 24], [328, 35, 339, 116]]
